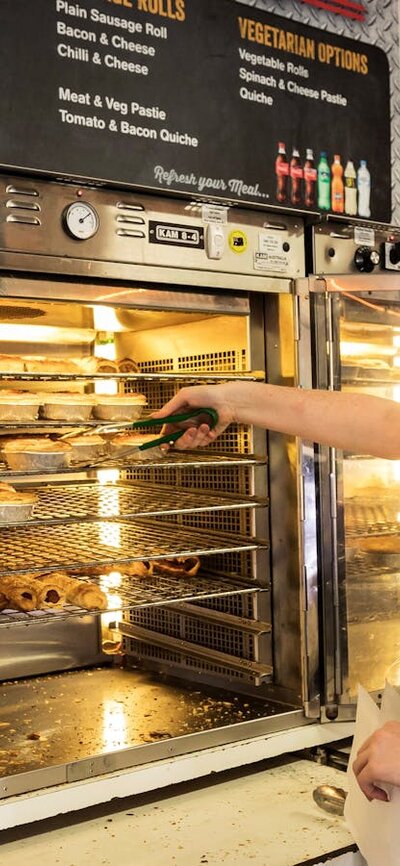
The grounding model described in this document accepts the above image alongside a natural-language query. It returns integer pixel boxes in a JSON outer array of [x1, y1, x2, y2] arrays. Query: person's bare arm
[[353, 722, 400, 801], [153, 381, 400, 459]]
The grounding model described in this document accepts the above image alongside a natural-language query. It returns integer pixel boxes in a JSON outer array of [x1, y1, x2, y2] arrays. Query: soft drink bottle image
[[331, 154, 344, 214], [289, 147, 303, 206], [303, 148, 317, 207], [357, 160, 371, 218], [317, 152, 331, 211], [275, 142, 289, 203], [344, 160, 357, 216]]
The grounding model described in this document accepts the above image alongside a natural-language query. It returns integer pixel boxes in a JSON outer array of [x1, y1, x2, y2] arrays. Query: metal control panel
[[0, 175, 305, 284], [310, 220, 400, 276]]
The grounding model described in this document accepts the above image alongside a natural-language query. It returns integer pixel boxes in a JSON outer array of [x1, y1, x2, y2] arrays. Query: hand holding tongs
[[68, 407, 218, 466], [125, 407, 218, 452]]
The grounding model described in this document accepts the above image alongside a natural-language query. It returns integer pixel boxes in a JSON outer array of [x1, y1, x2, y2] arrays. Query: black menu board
[[0, 0, 391, 220]]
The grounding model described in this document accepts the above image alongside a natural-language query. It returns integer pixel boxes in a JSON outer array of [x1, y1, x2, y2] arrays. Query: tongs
[[67, 407, 218, 466]]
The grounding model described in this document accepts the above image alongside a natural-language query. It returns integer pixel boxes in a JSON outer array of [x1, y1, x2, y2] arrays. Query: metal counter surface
[[0, 757, 364, 866]]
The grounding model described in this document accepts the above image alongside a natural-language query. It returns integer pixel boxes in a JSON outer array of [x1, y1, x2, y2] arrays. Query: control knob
[[354, 246, 380, 273]]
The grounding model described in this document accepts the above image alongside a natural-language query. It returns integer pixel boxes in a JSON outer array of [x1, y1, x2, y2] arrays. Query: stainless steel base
[[0, 665, 299, 795]]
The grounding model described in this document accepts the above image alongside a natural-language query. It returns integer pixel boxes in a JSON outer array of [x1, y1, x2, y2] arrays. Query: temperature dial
[[63, 201, 99, 240], [354, 246, 380, 273]]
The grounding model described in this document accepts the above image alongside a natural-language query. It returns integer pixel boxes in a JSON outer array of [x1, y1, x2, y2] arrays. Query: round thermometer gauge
[[63, 201, 99, 240]]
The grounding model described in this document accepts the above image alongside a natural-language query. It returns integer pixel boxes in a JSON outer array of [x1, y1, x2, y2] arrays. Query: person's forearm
[[229, 382, 400, 459]]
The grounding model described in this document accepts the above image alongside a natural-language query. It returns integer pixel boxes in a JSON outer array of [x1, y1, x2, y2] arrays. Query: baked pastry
[[0, 485, 38, 523], [34, 575, 67, 608], [23, 358, 81, 374], [64, 578, 108, 610], [0, 354, 25, 372], [118, 358, 140, 373], [41, 393, 94, 422], [2, 437, 72, 472], [0, 392, 40, 422], [69, 434, 106, 464], [68, 560, 153, 579], [95, 359, 119, 374], [0, 576, 38, 611], [93, 394, 147, 422], [154, 556, 201, 577], [0, 591, 8, 611], [119, 560, 154, 578], [108, 432, 163, 462]]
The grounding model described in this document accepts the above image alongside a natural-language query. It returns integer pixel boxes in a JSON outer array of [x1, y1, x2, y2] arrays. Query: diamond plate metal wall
[[235, 0, 400, 224]]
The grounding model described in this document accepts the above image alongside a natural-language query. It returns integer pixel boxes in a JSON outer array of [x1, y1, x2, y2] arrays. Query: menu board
[[0, 0, 391, 220]]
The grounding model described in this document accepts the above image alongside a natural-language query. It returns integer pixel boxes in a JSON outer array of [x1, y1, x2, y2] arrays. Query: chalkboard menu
[[0, 0, 391, 221]]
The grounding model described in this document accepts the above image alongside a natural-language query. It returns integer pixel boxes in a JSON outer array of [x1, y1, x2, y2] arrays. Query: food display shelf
[[0, 481, 265, 528], [0, 451, 263, 480], [0, 419, 138, 429], [0, 569, 256, 628], [0, 371, 264, 382], [0, 519, 267, 577], [345, 500, 399, 536]]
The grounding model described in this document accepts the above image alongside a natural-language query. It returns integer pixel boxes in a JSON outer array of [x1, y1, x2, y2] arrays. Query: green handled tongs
[[70, 407, 218, 467], [123, 407, 218, 452]]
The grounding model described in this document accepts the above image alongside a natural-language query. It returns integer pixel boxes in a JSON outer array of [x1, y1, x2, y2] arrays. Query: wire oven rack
[[0, 481, 265, 527], [0, 520, 266, 577], [0, 451, 262, 480], [0, 568, 257, 628], [0, 371, 264, 382]]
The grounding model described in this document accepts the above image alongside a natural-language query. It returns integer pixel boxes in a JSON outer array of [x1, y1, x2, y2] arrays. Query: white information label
[[354, 227, 375, 247], [201, 204, 228, 224], [258, 233, 280, 254], [254, 252, 288, 274]]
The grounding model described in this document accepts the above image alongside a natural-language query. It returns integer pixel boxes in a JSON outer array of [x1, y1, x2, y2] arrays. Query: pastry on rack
[[0, 484, 38, 523], [69, 560, 153, 579], [23, 358, 81, 374], [0, 354, 25, 373], [40, 393, 94, 422], [93, 393, 147, 422], [34, 575, 67, 609], [118, 560, 154, 578], [0, 391, 41, 422], [34, 571, 107, 611], [153, 556, 201, 577], [118, 358, 140, 373], [69, 434, 106, 464], [1, 437, 73, 471], [94, 359, 119, 374], [63, 578, 108, 610], [108, 432, 164, 462], [0, 576, 38, 612], [0, 590, 9, 611]]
